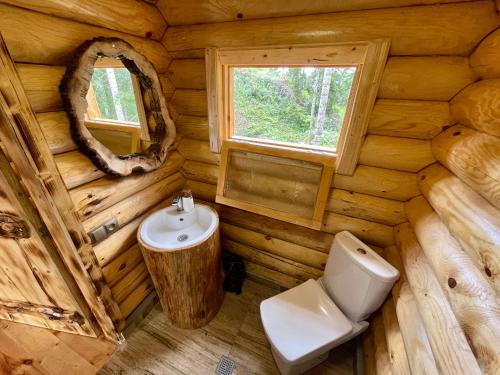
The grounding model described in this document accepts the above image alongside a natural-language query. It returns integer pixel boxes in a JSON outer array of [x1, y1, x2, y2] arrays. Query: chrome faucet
[[172, 189, 194, 212]]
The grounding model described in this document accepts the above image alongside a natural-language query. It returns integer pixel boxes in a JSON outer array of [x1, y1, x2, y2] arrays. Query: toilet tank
[[323, 231, 399, 322]]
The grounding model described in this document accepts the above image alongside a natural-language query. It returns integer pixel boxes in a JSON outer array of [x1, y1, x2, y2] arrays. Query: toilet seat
[[260, 279, 353, 363]]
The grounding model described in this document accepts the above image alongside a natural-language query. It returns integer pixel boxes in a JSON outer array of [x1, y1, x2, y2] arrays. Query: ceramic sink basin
[[138, 203, 218, 251]]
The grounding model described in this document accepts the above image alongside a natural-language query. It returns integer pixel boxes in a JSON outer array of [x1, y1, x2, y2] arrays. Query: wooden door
[[0, 147, 97, 336]]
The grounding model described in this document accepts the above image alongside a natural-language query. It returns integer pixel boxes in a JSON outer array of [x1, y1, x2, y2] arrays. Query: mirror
[[60, 37, 176, 176]]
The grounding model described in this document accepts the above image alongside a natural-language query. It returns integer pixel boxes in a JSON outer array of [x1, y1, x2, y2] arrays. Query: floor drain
[[177, 234, 188, 242], [215, 356, 236, 375]]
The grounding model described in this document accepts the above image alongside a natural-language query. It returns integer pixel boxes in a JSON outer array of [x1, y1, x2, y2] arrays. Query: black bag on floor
[[222, 252, 246, 295]]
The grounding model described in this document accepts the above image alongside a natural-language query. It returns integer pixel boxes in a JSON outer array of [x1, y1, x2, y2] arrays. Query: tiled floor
[[99, 280, 355, 375]]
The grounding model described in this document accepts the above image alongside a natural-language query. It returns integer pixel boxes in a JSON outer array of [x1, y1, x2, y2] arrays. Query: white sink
[[139, 203, 218, 251]]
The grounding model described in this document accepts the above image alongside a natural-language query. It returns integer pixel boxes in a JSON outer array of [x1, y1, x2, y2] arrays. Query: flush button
[[356, 248, 367, 255]]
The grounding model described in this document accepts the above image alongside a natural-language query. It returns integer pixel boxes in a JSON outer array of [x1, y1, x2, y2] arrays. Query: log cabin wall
[[159, 0, 498, 290], [363, 27, 500, 375], [0, 1, 185, 329]]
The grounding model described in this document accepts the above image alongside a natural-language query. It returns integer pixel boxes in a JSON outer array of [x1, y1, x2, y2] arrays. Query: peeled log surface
[[470, 28, 500, 79], [359, 135, 435, 172], [362, 330, 376, 375], [37, 111, 76, 154], [372, 313, 392, 375], [322, 212, 393, 247], [70, 152, 183, 220], [221, 238, 322, 281], [214, 203, 333, 253], [167, 59, 206, 89], [333, 165, 419, 202], [406, 196, 500, 374], [170, 89, 207, 116], [82, 174, 184, 233], [326, 189, 406, 226], [385, 246, 439, 375], [102, 244, 143, 285], [244, 261, 301, 289], [395, 223, 482, 375], [178, 138, 219, 165], [158, 0, 476, 26], [182, 160, 219, 184], [450, 79, 500, 138], [55, 151, 105, 189], [139, 223, 224, 329], [118, 278, 154, 318], [221, 222, 327, 270], [378, 56, 477, 101], [432, 125, 500, 209], [368, 99, 452, 139], [0, 3, 171, 72], [175, 115, 209, 141], [17, 64, 64, 112], [163, 2, 498, 56], [418, 163, 500, 294], [0, 0, 167, 40], [382, 298, 411, 375], [187, 180, 217, 202]]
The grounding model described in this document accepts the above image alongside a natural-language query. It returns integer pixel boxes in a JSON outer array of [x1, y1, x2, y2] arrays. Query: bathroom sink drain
[[215, 356, 236, 375], [177, 234, 188, 242]]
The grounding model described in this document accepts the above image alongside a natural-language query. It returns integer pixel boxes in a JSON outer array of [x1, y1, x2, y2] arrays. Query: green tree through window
[[233, 67, 356, 149]]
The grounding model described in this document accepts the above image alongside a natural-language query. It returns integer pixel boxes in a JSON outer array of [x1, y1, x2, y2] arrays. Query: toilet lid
[[260, 279, 353, 363]]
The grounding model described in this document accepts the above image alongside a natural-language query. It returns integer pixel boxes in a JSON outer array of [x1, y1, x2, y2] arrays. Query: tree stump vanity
[[137, 203, 224, 329]]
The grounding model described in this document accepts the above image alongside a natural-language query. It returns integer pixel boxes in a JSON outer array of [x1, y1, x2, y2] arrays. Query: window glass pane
[[233, 67, 356, 150], [88, 67, 139, 123]]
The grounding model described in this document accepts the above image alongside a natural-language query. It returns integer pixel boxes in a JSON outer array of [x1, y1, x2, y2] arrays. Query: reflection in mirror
[[85, 57, 150, 156], [60, 38, 176, 176]]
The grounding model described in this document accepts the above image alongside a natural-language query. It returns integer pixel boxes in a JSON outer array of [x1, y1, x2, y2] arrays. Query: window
[[207, 41, 389, 228], [232, 66, 356, 150]]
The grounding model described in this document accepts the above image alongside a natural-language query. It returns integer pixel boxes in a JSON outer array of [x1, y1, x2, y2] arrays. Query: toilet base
[[271, 346, 329, 375]]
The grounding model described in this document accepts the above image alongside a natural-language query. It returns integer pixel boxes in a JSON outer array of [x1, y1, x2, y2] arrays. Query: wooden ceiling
[[156, 0, 476, 26]]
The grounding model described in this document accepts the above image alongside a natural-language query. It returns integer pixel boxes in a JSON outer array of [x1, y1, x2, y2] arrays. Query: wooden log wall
[[368, 26, 500, 375], [160, 1, 500, 292], [0, 2, 183, 327]]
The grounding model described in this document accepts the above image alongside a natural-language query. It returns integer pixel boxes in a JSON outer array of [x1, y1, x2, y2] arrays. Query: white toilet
[[260, 231, 399, 375]]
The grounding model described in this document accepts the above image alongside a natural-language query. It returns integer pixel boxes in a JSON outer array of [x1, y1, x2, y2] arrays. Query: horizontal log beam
[[432, 125, 500, 209], [406, 196, 500, 374], [322, 212, 393, 247], [17, 64, 64, 112], [220, 222, 327, 270], [157, 0, 475, 26], [395, 223, 482, 375], [163, 2, 497, 56], [55, 151, 105, 190], [418, 163, 500, 294], [450, 79, 500, 137], [1, 3, 171, 72], [245, 262, 301, 289], [118, 278, 154, 318], [359, 135, 435, 172], [0, 0, 167, 40], [110, 263, 149, 304], [82, 174, 184, 232], [182, 160, 219, 184], [167, 59, 206, 89], [102, 244, 143, 286], [470, 28, 500, 79], [333, 165, 419, 201], [378, 57, 477, 101], [178, 138, 219, 165], [327, 189, 406, 226], [70, 152, 183, 219], [221, 238, 322, 281], [170, 89, 207, 116], [368, 99, 452, 140], [187, 180, 217, 202], [37, 112, 76, 154], [175, 115, 209, 141]]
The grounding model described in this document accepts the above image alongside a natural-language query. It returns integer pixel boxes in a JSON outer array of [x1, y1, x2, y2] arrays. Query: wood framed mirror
[[60, 37, 176, 176]]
